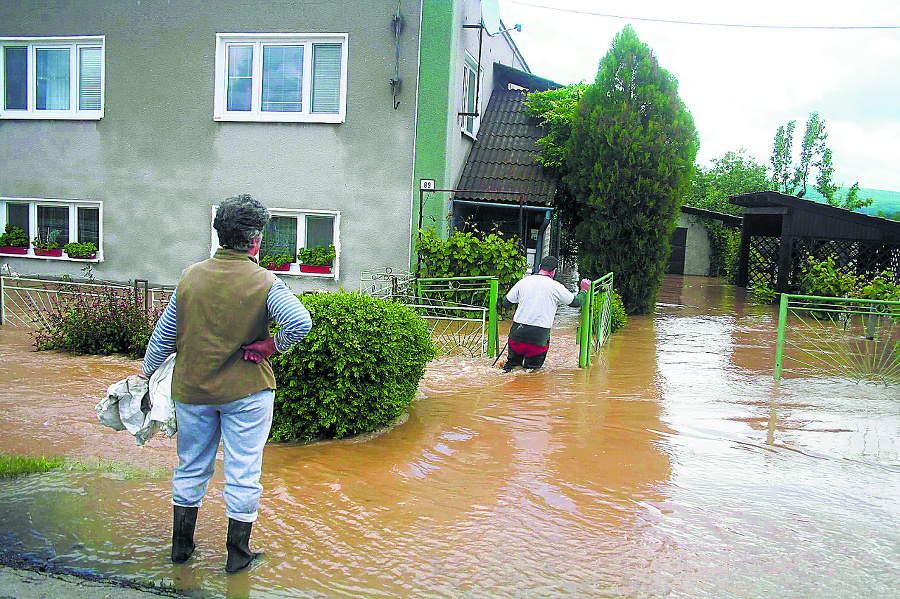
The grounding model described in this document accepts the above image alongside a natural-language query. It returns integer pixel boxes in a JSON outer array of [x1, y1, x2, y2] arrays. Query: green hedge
[[269, 292, 436, 443]]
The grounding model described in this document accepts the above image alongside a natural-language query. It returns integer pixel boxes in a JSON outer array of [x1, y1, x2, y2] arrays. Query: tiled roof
[[455, 88, 556, 207]]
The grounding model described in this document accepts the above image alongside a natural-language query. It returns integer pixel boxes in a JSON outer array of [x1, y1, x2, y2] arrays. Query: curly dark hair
[[213, 194, 270, 251]]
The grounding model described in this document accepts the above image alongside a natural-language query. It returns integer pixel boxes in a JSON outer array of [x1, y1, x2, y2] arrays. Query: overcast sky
[[494, 0, 900, 192]]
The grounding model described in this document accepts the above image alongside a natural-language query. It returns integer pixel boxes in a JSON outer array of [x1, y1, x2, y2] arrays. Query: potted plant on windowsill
[[298, 244, 335, 274], [0, 224, 29, 254], [259, 253, 293, 272], [32, 229, 63, 257], [63, 242, 98, 260]]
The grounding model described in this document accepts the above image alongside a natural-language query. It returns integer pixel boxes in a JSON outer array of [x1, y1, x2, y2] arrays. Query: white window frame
[[461, 52, 480, 138], [213, 33, 348, 124], [209, 206, 340, 279], [0, 196, 103, 261], [0, 36, 105, 120]]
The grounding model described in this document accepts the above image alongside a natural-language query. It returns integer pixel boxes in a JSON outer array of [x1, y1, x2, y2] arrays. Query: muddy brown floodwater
[[0, 276, 898, 598]]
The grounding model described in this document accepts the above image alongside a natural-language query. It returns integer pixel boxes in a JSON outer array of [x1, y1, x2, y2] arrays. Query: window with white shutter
[[214, 33, 348, 123]]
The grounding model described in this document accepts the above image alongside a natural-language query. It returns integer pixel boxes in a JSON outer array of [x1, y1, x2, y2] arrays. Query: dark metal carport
[[730, 191, 900, 292]]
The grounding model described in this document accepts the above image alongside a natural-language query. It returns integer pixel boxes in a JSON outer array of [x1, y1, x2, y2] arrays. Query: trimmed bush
[[269, 292, 436, 443], [609, 288, 627, 333]]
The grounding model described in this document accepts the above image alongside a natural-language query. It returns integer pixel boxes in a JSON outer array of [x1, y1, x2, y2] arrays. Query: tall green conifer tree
[[566, 26, 698, 314]]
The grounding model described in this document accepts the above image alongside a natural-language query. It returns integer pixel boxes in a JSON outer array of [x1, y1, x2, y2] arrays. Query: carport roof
[[730, 190, 900, 241]]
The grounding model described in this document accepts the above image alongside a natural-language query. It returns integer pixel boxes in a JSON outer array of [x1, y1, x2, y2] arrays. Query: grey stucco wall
[[445, 1, 528, 209], [677, 213, 712, 277], [0, 0, 422, 290]]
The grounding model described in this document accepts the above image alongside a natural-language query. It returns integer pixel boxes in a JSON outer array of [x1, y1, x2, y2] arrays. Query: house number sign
[[420, 179, 435, 191]]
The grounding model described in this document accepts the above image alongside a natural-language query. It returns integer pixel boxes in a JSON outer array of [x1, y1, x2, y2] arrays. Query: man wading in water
[[142, 195, 312, 573], [501, 255, 591, 372]]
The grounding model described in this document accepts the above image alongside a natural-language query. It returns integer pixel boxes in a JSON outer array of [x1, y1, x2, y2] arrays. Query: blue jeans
[[172, 389, 274, 523]]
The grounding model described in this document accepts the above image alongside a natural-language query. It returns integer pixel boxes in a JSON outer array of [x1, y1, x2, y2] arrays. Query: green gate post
[[488, 278, 498, 358], [774, 293, 789, 380], [579, 280, 594, 368]]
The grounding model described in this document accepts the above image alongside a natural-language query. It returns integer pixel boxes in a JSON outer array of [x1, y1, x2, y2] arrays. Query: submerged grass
[[0, 454, 66, 478], [0, 454, 166, 480]]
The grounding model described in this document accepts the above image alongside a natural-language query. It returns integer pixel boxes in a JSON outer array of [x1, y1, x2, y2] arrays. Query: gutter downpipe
[[408, 0, 424, 270]]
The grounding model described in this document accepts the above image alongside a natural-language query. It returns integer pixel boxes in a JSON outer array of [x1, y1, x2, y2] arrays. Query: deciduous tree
[[689, 149, 768, 215], [770, 112, 872, 210]]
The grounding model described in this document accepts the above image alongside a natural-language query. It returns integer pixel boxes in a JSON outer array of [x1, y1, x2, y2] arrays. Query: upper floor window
[[461, 53, 480, 138], [213, 33, 348, 123], [0, 36, 104, 120]]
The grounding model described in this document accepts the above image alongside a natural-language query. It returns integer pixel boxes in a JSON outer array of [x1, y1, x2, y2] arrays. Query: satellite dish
[[482, 0, 501, 36]]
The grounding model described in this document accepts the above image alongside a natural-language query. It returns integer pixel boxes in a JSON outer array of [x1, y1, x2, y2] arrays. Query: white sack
[[96, 354, 177, 446]]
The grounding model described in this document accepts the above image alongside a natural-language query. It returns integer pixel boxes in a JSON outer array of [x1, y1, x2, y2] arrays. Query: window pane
[[4, 46, 27, 110], [77, 206, 99, 246], [36, 48, 70, 110], [78, 46, 102, 110], [6, 203, 29, 239], [305, 215, 334, 249], [227, 45, 253, 111], [465, 67, 476, 133], [260, 216, 297, 258], [262, 45, 303, 112], [311, 44, 341, 114], [37, 205, 69, 245]]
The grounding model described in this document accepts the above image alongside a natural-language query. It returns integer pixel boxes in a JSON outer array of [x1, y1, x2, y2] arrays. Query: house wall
[[677, 213, 712, 276], [413, 0, 528, 247], [0, 0, 423, 290]]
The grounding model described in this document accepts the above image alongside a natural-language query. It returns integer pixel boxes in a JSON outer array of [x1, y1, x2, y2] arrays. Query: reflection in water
[[0, 277, 898, 598]]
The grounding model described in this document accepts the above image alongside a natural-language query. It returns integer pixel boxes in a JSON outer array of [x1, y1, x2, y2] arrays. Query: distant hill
[[801, 187, 900, 217]]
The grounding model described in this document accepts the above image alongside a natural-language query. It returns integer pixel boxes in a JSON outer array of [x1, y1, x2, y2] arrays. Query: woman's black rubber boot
[[171, 506, 198, 563], [225, 518, 261, 573]]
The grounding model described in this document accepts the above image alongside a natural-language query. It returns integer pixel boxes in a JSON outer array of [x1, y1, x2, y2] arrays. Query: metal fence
[[774, 293, 900, 385], [361, 269, 499, 358], [578, 272, 615, 368], [0, 275, 173, 327]]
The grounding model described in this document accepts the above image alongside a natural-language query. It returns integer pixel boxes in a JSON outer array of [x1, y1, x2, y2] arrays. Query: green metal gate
[[361, 270, 499, 358], [578, 272, 614, 368], [774, 293, 900, 384]]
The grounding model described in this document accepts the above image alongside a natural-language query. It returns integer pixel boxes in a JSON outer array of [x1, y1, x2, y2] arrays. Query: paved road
[[0, 564, 182, 598]]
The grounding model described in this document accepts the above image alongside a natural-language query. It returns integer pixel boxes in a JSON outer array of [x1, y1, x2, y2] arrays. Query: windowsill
[[0, 112, 103, 121], [262, 265, 337, 279], [214, 113, 344, 124], [461, 127, 477, 141], [0, 250, 102, 262]]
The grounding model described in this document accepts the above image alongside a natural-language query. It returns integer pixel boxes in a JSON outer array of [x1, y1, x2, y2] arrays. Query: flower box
[[34, 248, 63, 257], [300, 264, 332, 274], [0, 246, 28, 254], [262, 262, 291, 271], [66, 251, 97, 260]]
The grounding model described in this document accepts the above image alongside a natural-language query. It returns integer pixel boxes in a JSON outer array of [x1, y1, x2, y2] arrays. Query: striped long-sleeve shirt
[[142, 278, 311, 376]]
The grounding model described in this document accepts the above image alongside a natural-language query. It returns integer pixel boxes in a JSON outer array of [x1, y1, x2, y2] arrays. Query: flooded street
[[0, 276, 898, 598]]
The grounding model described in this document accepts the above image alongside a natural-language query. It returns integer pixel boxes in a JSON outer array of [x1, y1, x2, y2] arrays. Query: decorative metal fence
[[578, 272, 614, 368], [0, 276, 173, 327], [361, 269, 499, 358], [360, 268, 416, 301], [774, 293, 900, 385]]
